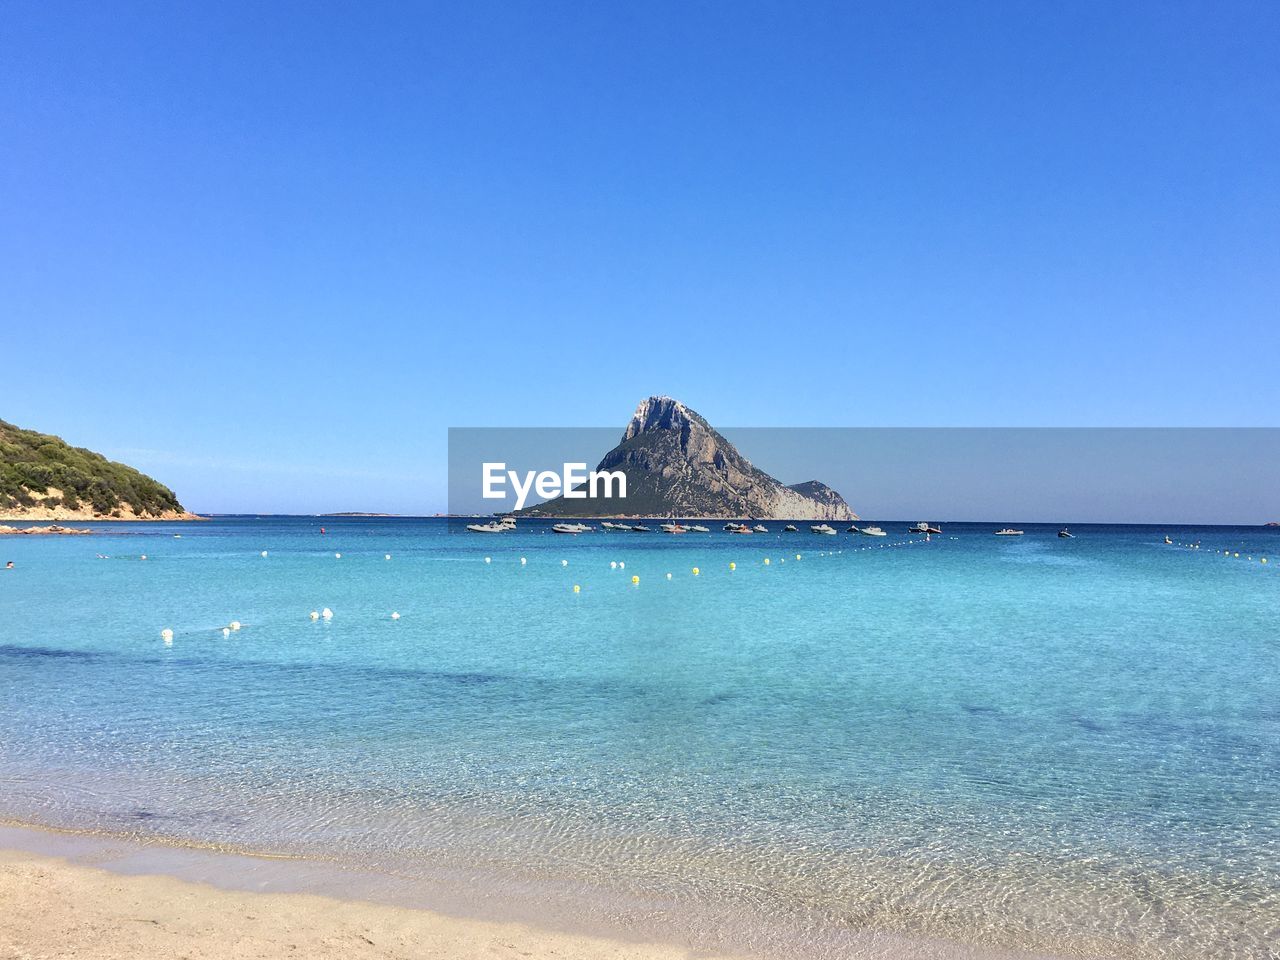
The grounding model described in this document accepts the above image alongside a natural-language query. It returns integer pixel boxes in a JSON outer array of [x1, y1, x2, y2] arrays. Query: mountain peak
[[524, 397, 857, 519]]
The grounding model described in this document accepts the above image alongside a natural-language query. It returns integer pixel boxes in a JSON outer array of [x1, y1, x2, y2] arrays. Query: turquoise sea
[[1, 518, 1277, 958]]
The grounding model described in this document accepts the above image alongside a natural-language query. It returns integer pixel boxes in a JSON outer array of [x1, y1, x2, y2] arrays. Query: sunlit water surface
[[1, 518, 1277, 958]]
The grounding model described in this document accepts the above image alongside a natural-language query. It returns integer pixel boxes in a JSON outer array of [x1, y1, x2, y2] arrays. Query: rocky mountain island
[[522, 396, 857, 520], [0, 418, 198, 521]]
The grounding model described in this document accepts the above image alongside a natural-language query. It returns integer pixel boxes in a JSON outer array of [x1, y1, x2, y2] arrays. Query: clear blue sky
[[2, 2, 1277, 514]]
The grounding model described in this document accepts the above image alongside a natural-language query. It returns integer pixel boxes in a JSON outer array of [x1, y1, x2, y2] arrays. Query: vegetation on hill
[[0, 419, 186, 517]]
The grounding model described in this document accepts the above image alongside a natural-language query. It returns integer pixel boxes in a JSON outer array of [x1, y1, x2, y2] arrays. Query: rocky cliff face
[[526, 396, 857, 519]]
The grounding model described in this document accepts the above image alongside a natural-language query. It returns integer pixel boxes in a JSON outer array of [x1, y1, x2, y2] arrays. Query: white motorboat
[[783, 524, 798, 532], [727, 523, 753, 534], [995, 528, 1024, 536], [466, 522, 508, 533], [552, 522, 592, 534], [753, 524, 768, 533], [810, 524, 837, 535], [630, 524, 652, 532], [601, 521, 630, 531], [860, 526, 887, 537], [909, 522, 942, 534], [687, 525, 710, 533], [660, 523, 687, 534]]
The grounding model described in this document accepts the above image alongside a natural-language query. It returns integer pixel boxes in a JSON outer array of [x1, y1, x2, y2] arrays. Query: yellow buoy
[[573, 584, 581, 593], [692, 567, 700, 576], [729, 562, 736, 570], [795, 554, 801, 560], [310, 611, 320, 620], [631, 575, 640, 584], [763, 558, 771, 565], [1262, 558, 1268, 564]]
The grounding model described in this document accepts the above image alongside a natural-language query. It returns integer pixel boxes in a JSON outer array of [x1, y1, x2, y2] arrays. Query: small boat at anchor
[[783, 524, 798, 532], [660, 523, 687, 534], [753, 524, 768, 533], [860, 526, 888, 537], [466, 521, 509, 533], [811, 524, 837, 535], [727, 523, 753, 534], [1058, 528, 1074, 539], [601, 521, 630, 531], [687, 525, 710, 533], [630, 524, 652, 533], [552, 522, 593, 535], [995, 528, 1024, 536], [909, 522, 942, 535]]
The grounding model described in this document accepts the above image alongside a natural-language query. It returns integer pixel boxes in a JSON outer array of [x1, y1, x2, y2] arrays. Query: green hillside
[[0, 419, 187, 517]]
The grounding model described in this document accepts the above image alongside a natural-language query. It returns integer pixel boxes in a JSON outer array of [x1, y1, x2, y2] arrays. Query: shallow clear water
[[1, 518, 1277, 957]]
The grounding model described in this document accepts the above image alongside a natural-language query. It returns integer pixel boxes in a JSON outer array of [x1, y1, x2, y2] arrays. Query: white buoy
[[520, 557, 527, 565], [230, 620, 241, 631], [391, 611, 401, 620], [610, 561, 617, 569], [561, 559, 568, 567], [310, 610, 320, 621], [222, 627, 231, 637], [666, 572, 672, 579], [261, 550, 268, 557], [385, 554, 391, 560], [484, 556, 492, 564], [160, 628, 173, 641], [619, 561, 625, 570], [140, 554, 148, 560], [335, 552, 342, 559], [321, 607, 333, 620]]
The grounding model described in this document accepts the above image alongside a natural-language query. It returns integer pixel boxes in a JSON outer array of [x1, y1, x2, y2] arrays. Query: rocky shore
[[0, 524, 95, 536]]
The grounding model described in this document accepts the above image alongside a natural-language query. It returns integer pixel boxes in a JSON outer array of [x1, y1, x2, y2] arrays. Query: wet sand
[[0, 846, 738, 960]]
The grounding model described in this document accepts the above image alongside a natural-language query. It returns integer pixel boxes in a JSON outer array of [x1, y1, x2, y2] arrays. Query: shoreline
[[0, 848, 735, 960], [0, 820, 1067, 960]]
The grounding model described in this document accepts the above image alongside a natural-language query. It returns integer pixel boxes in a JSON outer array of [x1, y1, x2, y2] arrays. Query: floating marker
[[391, 612, 400, 620], [796, 554, 802, 560], [484, 556, 492, 564], [160, 628, 173, 641], [222, 627, 231, 637], [310, 610, 320, 621], [385, 554, 392, 560], [763, 558, 771, 565], [610, 561, 617, 569], [573, 584, 581, 593], [1263, 558, 1269, 564], [619, 561, 626, 569], [230, 621, 241, 631], [335, 552, 342, 559], [631, 575, 640, 585], [520, 557, 527, 565], [729, 562, 736, 570], [321, 607, 333, 620], [666, 572, 672, 580], [141, 554, 148, 560], [561, 559, 568, 566], [692, 567, 700, 576]]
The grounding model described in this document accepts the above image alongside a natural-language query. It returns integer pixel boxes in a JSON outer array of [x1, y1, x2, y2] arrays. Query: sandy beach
[[0, 847, 734, 960]]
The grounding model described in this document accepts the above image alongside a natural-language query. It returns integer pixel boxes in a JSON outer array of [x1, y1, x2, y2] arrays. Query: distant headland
[[519, 396, 857, 520], [0, 419, 200, 522]]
